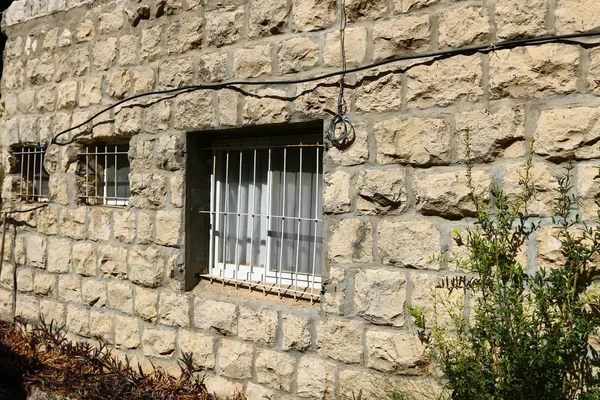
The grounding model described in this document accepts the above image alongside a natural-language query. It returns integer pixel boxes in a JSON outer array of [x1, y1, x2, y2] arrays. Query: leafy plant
[[411, 132, 600, 399]]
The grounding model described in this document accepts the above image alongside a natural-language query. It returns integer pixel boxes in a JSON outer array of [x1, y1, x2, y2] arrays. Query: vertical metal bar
[[19, 150, 24, 199], [249, 148, 257, 291], [26, 148, 31, 199], [85, 146, 89, 201], [221, 151, 230, 282], [278, 147, 287, 297], [32, 148, 37, 200], [114, 144, 118, 204], [234, 150, 243, 288], [104, 144, 108, 204], [311, 147, 320, 303], [38, 149, 43, 199], [95, 146, 99, 204], [209, 149, 217, 279], [264, 148, 272, 296], [294, 147, 303, 299]]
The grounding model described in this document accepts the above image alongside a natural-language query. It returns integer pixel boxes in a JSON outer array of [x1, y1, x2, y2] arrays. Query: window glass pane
[[105, 148, 130, 201]]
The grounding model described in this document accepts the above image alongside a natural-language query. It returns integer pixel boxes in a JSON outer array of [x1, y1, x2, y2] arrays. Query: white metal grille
[[14, 146, 49, 203], [79, 143, 130, 206], [200, 138, 323, 301]]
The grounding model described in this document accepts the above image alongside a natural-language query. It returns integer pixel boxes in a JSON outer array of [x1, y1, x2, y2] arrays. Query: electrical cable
[[1, 204, 48, 214], [50, 30, 600, 146]]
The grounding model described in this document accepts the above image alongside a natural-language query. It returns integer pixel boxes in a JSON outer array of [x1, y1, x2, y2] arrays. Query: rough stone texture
[[172, 90, 214, 129], [489, 44, 579, 99], [238, 306, 278, 345], [233, 45, 272, 78], [394, 0, 438, 13], [107, 280, 133, 314], [206, 6, 244, 47], [495, 0, 547, 39], [278, 37, 319, 74], [378, 220, 440, 269], [281, 312, 311, 352], [410, 273, 464, 328], [159, 291, 189, 327], [357, 169, 407, 215], [67, 304, 90, 337], [413, 169, 491, 218], [355, 72, 402, 113], [366, 330, 426, 373], [296, 355, 336, 399], [218, 338, 253, 380], [26, 234, 46, 268], [242, 89, 289, 125], [316, 318, 363, 364], [155, 211, 182, 247], [323, 171, 352, 213], [194, 299, 237, 335], [58, 275, 81, 303], [534, 107, 600, 161], [503, 163, 559, 216], [328, 219, 373, 263], [82, 279, 107, 308], [248, 0, 289, 37], [577, 163, 600, 221], [129, 173, 167, 209], [115, 315, 140, 349], [33, 272, 56, 297], [135, 287, 159, 323], [179, 329, 216, 368], [90, 310, 114, 344], [439, 5, 488, 48], [354, 268, 407, 327], [555, 0, 600, 34], [292, 0, 335, 31], [373, 15, 430, 60], [113, 211, 135, 243], [407, 55, 483, 108], [255, 349, 296, 391], [166, 15, 203, 54], [72, 242, 96, 277], [324, 27, 367, 67], [142, 326, 176, 357], [128, 246, 165, 288]]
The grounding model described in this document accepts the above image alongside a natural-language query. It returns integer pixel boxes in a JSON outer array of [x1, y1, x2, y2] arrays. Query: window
[[14, 146, 50, 202], [186, 123, 323, 301], [79, 142, 130, 206]]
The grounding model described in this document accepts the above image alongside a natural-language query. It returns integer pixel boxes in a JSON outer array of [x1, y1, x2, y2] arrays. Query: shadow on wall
[[0, 1, 17, 97]]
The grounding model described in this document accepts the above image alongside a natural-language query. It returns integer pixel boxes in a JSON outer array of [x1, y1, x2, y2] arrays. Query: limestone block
[[172, 90, 214, 129], [204, 375, 243, 397], [237, 306, 278, 345], [142, 326, 176, 357], [144, 101, 171, 133], [292, 0, 334, 31], [357, 169, 407, 215], [278, 37, 319, 74], [16, 294, 39, 322], [115, 315, 140, 349], [67, 304, 90, 336], [281, 312, 311, 351], [119, 35, 138, 66], [128, 246, 165, 288], [48, 175, 68, 205], [234, 45, 272, 78], [536, 226, 563, 270], [78, 77, 102, 108], [129, 173, 167, 209], [355, 72, 402, 113], [344, 0, 387, 21], [245, 382, 277, 400], [76, 19, 95, 43], [374, 117, 451, 166], [166, 15, 203, 54], [40, 299, 66, 326], [410, 273, 465, 328], [18, 89, 35, 113], [455, 106, 525, 162], [577, 163, 600, 221], [3, 61, 24, 89], [413, 169, 491, 218], [114, 211, 135, 243], [108, 280, 133, 314], [589, 48, 600, 94], [26, 54, 55, 85], [439, 5, 488, 48], [194, 298, 238, 335], [106, 70, 131, 99], [5, 37, 23, 61], [47, 237, 71, 273], [132, 68, 156, 95], [324, 26, 367, 67], [68, 47, 90, 77], [141, 25, 163, 62], [99, 7, 125, 34], [137, 212, 154, 244], [88, 208, 111, 242], [489, 44, 579, 99], [316, 318, 363, 364], [26, 234, 46, 268], [98, 245, 128, 279], [255, 349, 296, 391], [115, 107, 142, 136], [407, 55, 483, 108], [218, 338, 253, 379], [294, 78, 338, 118], [93, 38, 118, 71], [58, 29, 72, 48], [43, 28, 58, 51], [90, 310, 114, 344], [135, 287, 159, 322], [179, 329, 216, 368], [326, 121, 369, 166], [58, 275, 81, 303], [156, 0, 183, 15], [73, 242, 96, 277], [296, 354, 336, 399], [82, 279, 107, 307], [323, 171, 351, 214], [373, 15, 430, 60], [338, 369, 402, 399], [198, 52, 229, 82], [156, 135, 184, 172], [154, 210, 182, 247], [16, 268, 33, 292], [19, 117, 39, 145], [57, 81, 78, 110], [378, 220, 440, 269], [170, 173, 184, 208], [354, 268, 407, 326], [243, 89, 289, 125], [328, 219, 373, 264], [394, 0, 438, 13], [33, 272, 56, 297], [159, 291, 189, 327], [556, 0, 600, 34], [495, 0, 547, 39], [36, 85, 56, 112], [503, 163, 559, 216], [58, 209, 86, 242], [248, 0, 289, 37], [534, 107, 600, 161], [365, 330, 426, 373], [206, 6, 244, 47]]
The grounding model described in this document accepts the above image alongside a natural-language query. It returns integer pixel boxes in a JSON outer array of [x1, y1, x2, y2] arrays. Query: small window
[[79, 142, 130, 206], [13, 146, 49, 202], [187, 124, 323, 301]]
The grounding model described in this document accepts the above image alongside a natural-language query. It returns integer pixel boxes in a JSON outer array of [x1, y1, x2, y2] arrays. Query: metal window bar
[[78, 144, 130, 206], [13, 147, 49, 203], [202, 142, 323, 302]]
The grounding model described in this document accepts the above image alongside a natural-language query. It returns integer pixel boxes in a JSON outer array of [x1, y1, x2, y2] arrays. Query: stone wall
[[1, 0, 600, 398]]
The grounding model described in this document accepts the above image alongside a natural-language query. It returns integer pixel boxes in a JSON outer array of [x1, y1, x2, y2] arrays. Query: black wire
[[1, 204, 49, 213], [51, 30, 600, 146]]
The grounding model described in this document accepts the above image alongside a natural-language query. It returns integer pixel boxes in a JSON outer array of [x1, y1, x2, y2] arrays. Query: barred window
[[188, 126, 323, 301], [14, 146, 49, 202], [79, 143, 130, 206]]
